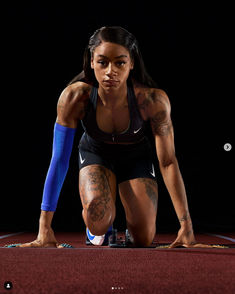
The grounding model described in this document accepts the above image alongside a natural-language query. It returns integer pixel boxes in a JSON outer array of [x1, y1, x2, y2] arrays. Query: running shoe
[[86, 225, 113, 246]]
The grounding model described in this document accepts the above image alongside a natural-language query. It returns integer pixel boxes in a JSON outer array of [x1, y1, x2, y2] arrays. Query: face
[[91, 42, 134, 91]]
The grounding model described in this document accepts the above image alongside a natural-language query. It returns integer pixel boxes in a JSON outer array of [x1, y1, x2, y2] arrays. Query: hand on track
[[169, 226, 214, 248], [11, 228, 64, 248]]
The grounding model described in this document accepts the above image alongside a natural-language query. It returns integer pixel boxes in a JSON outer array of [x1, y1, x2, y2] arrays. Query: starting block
[[108, 229, 133, 248]]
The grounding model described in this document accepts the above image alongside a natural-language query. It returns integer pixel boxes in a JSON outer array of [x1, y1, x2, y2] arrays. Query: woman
[[16, 26, 202, 248]]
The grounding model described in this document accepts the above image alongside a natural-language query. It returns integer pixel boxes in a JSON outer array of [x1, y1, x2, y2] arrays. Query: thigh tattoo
[[139, 178, 158, 211], [80, 166, 112, 222]]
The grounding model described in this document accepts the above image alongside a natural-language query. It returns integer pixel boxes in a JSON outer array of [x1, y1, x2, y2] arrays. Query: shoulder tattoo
[[137, 89, 172, 136], [138, 89, 165, 110]]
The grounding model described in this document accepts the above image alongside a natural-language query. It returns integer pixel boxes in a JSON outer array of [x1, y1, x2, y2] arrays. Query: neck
[[98, 83, 128, 109]]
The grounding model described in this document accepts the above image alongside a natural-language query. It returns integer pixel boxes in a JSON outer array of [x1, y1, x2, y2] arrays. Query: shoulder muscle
[[56, 82, 91, 128], [136, 87, 172, 136], [136, 87, 170, 118]]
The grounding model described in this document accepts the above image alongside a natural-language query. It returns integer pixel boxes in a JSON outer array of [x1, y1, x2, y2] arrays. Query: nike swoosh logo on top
[[79, 152, 86, 164], [150, 164, 155, 177], [134, 127, 141, 134]]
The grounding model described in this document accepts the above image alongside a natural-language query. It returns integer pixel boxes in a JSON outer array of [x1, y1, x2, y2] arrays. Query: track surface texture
[[1, 231, 235, 294]]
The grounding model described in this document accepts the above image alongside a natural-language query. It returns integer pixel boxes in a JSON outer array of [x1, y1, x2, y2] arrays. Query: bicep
[[150, 108, 176, 167], [150, 110, 172, 136]]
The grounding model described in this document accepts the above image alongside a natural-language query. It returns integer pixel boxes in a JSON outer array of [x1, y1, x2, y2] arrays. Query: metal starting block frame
[[108, 229, 133, 248]]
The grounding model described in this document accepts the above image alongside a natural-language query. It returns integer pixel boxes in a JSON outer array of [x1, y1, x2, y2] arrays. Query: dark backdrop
[[2, 2, 234, 233]]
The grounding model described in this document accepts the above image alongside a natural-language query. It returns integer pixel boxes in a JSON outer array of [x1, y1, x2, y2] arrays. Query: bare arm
[[150, 91, 192, 225], [140, 88, 196, 247]]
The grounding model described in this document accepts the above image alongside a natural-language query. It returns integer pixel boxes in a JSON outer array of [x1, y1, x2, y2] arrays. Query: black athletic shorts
[[78, 133, 157, 184]]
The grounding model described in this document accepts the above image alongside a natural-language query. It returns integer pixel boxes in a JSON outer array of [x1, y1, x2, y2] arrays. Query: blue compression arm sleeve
[[41, 123, 76, 211]]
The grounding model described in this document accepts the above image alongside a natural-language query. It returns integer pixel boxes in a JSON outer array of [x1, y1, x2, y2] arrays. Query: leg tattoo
[[80, 166, 112, 222], [139, 178, 158, 211]]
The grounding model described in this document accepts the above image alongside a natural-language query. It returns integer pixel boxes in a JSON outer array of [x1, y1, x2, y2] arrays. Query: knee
[[131, 226, 156, 247], [82, 198, 116, 235], [133, 235, 154, 247]]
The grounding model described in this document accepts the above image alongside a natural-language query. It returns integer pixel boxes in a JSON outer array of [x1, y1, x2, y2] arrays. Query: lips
[[103, 80, 119, 86]]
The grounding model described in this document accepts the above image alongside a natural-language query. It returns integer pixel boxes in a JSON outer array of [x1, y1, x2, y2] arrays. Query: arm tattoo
[[137, 89, 172, 136], [138, 89, 165, 111], [179, 212, 190, 223], [138, 97, 151, 111], [150, 111, 172, 136]]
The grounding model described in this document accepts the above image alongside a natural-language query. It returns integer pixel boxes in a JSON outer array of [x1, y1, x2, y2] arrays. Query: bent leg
[[79, 164, 116, 236], [119, 178, 158, 247]]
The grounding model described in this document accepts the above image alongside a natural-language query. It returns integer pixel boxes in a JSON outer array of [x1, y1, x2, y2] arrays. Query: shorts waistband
[[79, 133, 152, 158]]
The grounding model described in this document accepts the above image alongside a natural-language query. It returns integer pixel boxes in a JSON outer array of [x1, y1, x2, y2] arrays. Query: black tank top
[[81, 85, 146, 143]]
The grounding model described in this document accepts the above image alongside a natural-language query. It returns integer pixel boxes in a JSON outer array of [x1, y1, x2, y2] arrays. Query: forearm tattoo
[[179, 212, 190, 223]]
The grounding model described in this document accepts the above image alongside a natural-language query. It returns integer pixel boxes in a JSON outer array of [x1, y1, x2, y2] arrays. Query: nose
[[106, 62, 117, 77]]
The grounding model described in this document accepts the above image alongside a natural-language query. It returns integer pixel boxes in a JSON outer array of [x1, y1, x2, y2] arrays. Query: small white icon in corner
[[4, 281, 13, 290], [224, 143, 232, 151]]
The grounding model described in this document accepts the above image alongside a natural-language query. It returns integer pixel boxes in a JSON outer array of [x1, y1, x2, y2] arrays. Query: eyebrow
[[97, 54, 128, 59]]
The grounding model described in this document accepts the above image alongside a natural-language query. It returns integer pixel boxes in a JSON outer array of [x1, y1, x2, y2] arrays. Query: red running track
[[0, 232, 235, 294]]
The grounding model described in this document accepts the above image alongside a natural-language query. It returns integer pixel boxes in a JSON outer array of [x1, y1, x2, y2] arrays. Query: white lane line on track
[[0, 232, 25, 239], [206, 233, 235, 243]]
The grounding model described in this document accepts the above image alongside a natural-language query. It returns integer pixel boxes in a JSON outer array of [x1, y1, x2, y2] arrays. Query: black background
[[2, 2, 234, 233]]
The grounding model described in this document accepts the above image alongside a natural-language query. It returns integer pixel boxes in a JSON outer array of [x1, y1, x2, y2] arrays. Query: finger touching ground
[[5, 241, 74, 248]]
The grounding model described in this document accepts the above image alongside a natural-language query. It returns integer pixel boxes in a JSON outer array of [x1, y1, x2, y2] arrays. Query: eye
[[98, 60, 107, 66], [116, 61, 126, 66]]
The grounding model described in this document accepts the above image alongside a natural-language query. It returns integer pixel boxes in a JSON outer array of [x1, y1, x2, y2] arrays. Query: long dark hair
[[68, 26, 157, 88]]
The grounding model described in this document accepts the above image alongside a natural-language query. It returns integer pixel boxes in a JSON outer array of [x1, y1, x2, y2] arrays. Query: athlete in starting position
[[17, 26, 207, 248]]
